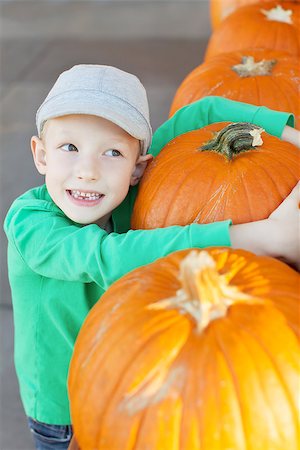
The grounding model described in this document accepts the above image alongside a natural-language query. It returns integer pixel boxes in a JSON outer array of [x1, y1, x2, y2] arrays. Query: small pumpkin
[[169, 49, 300, 129], [205, 2, 300, 60], [210, 0, 300, 29], [69, 247, 300, 450], [131, 122, 299, 228]]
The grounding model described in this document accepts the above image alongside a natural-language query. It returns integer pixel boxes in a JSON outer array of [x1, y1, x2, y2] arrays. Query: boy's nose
[[75, 160, 99, 181]]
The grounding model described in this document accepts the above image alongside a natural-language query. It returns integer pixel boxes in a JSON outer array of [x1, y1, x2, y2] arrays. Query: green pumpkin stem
[[200, 122, 264, 160]]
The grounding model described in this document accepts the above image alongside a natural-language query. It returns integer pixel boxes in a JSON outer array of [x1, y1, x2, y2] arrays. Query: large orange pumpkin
[[210, 0, 300, 29], [69, 247, 300, 450], [205, 2, 300, 60], [169, 49, 300, 129], [131, 122, 299, 228]]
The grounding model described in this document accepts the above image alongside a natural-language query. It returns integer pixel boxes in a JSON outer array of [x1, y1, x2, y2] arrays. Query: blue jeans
[[27, 417, 73, 450]]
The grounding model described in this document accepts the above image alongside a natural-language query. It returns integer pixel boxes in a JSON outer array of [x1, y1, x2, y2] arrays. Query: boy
[[4, 64, 299, 449]]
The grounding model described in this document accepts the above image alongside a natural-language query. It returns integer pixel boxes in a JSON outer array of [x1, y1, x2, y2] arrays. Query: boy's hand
[[281, 126, 300, 149], [230, 182, 300, 270], [266, 182, 300, 270]]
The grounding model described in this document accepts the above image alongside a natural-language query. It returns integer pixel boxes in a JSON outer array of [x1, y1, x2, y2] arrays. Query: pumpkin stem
[[261, 5, 293, 24], [148, 250, 260, 332], [232, 56, 277, 78], [200, 122, 264, 160]]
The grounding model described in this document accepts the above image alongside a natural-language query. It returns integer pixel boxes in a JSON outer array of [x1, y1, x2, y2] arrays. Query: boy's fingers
[[288, 181, 300, 198], [280, 182, 300, 204], [269, 182, 300, 219]]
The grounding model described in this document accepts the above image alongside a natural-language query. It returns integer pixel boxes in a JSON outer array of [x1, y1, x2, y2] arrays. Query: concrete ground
[[0, 1, 211, 448]]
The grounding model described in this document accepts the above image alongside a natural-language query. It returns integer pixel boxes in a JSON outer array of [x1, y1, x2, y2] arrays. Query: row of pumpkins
[[171, 0, 300, 126], [68, 1, 300, 449]]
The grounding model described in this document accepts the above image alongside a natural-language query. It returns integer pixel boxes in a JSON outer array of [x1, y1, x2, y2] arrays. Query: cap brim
[[36, 90, 152, 154]]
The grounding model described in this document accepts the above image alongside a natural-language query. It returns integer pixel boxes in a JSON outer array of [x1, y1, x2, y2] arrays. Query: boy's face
[[31, 114, 151, 227]]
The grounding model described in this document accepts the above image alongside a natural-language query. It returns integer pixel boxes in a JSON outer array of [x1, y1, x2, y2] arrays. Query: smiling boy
[[4, 64, 299, 449]]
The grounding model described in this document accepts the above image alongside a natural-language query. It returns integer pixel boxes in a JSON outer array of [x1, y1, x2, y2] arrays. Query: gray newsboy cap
[[36, 64, 152, 154]]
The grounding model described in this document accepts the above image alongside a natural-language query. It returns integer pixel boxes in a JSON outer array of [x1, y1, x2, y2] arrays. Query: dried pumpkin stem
[[200, 122, 264, 160], [148, 251, 260, 332], [261, 5, 293, 24], [232, 56, 277, 78]]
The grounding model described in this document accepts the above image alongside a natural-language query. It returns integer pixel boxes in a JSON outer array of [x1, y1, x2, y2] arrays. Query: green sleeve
[[4, 202, 231, 289], [150, 96, 295, 157]]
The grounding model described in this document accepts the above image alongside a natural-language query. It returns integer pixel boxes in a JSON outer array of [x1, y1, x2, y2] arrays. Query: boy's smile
[[31, 114, 151, 228], [68, 188, 103, 200], [67, 189, 104, 206]]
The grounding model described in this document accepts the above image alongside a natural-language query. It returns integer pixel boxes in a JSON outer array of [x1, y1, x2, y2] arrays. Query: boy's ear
[[130, 154, 153, 186], [31, 136, 47, 175]]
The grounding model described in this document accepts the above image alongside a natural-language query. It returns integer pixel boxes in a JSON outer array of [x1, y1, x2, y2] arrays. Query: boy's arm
[[5, 184, 299, 293], [4, 202, 232, 288], [150, 96, 295, 157], [230, 183, 300, 270], [6, 185, 299, 295]]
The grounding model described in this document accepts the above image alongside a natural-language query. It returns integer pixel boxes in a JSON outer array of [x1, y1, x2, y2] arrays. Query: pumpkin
[[69, 247, 300, 450], [169, 49, 300, 129], [131, 122, 299, 228], [205, 2, 300, 60], [210, 0, 300, 29]]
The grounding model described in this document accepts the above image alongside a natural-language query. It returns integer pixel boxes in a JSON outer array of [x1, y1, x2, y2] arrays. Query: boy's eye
[[61, 143, 78, 152], [105, 149, 122, 157]]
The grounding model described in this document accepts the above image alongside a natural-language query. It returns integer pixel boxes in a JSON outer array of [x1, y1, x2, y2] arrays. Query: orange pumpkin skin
[[169, 49, 300, 129], [69, 247, 300, 450], [210, 0, 300, 29], [131, 122, 300, 228], [205, 2, 300, 60]]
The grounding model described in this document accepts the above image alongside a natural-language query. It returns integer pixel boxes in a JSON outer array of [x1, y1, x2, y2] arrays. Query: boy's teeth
[[71, 190, 101, 200]]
